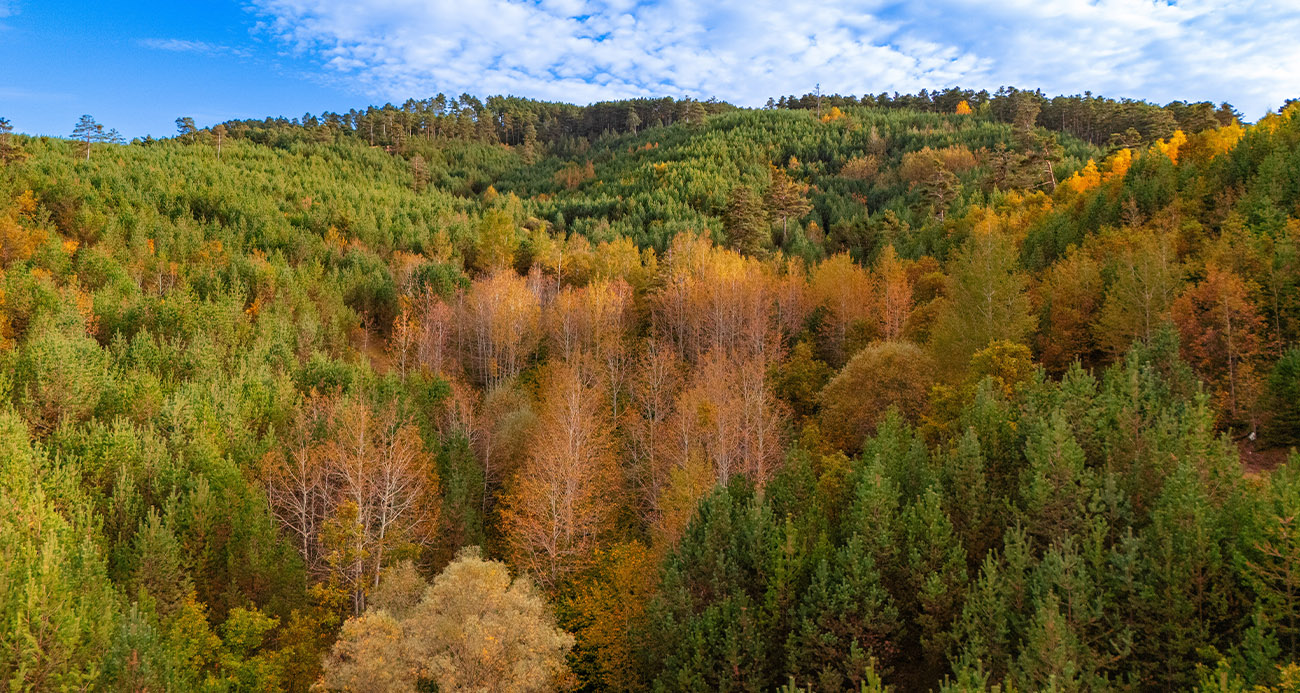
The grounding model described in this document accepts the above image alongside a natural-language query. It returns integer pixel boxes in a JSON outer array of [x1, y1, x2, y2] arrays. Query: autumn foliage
[[6, 87, 1300, 693]]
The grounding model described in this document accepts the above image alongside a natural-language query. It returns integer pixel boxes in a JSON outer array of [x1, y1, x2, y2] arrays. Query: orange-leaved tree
[[1172, 264, 1265, 426], [263, 393, 440, 615], [500, 362, 619, 587]]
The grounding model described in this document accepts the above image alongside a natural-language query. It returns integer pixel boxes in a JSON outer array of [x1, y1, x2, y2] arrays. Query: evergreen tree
[[1016, 411, 1096, 549], [764, 165, 813, 247], [1248, 461, 1300, 660], [940, 428, 998, 563], [130, 508, 194, 618], [903, 489, 969, 681], [723, 185, 768, 256], [1264, 350, 1300, 446], [0, 117, 16, 164], [647, 481, 805, 691], [0, 410, 116, 690], [175, 116, 197, 142], [785, 534, 901, 689], [71, 114, 106, 160]]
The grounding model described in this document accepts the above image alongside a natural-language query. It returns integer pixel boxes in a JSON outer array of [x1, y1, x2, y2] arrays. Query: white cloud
[[140, 38, 252, 58], [249, 0, 1300, 119]]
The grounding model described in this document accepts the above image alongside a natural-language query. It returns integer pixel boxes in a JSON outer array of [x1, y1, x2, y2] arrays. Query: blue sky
[[3, 0, 1299, 139]]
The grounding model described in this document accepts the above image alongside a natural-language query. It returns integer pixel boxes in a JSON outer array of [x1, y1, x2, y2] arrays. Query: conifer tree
[[71, 114, 106, 160], [785, 534, 901, 688], [0, 117, 16, 164], [723, 185, 768, 256], [904, 489, 969, 678], [1264, 350, 1300, 446], [764, 165, 813, 247], [175, 116, 197, 142]]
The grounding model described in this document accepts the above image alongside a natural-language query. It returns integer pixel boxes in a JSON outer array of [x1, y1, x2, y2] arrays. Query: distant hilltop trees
[[169, 86, 1241, 155]]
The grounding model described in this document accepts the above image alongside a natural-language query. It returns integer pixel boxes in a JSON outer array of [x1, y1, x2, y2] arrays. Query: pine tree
[[904, 489, 969, 679], [723, 185, 768, 256], [1264, 350, 1300, 446], [1249, 461, 1300, 660], [0, 117, 16, 164], [1017, 411, 1096, 549], [764, 165, 813, 247], [409, 153, 429, 193], [940, 428, 997, 562], [647, 481, 801, 691], [1131, 462, 1241, 689], [0, 410, 116, 689], [686, 100, 708, 126], [130, 508, 194, 618], [1009, 593, 1090, 691], [785, 534, 901, 688], [71, 114, 106, 161], [175, 116, 197, 142]]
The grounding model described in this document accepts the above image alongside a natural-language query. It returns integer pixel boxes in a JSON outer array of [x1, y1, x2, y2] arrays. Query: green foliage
[[646, 481, 800, 691], [785, 534, 900, 689], [0, 409, 115, 690], [1265, 349, 1300, 446]]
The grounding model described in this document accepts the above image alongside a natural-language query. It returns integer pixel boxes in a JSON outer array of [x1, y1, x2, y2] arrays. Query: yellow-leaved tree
[[323, 550, 574, 692], [500, 362, 619, 586]]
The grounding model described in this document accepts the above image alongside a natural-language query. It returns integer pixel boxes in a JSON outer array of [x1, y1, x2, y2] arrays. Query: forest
[[0, 86, 1299, 692]]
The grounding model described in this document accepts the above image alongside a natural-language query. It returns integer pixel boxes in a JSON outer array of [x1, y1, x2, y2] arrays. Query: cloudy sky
[[2, 0, 1298, 137]]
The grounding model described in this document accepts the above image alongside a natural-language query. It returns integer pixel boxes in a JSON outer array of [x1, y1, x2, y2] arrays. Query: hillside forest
[[1, 86, 1300, 691]]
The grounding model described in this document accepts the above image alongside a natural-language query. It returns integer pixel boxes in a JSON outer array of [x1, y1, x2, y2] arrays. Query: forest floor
[[1238, 439, 1292, 477]]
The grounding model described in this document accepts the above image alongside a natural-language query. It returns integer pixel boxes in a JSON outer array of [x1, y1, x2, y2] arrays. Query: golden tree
[[455, 270, 542, 388], [625, 341, 685, 525], [1172, 264, 1265, 425], [324, 549, 573, 692], [500, 362, 619, 586], [875, 245, 914, 342], [263, 394, 440, 614], [810, 252, 878, 364], [818, 341, 934, 453]]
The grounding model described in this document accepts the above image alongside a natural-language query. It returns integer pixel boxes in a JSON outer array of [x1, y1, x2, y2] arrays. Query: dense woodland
[[1, 86, 1300, 692]]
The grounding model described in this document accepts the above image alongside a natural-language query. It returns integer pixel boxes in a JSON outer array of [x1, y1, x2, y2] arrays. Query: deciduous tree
[[324, 548, 573, 692], [930, 232, 1036, 371], [263, 394, 441, 614], [500, 362, 619, 585], [1094, 231, 1182, 356], [818, 341, 934, 453], [1171, 264, 1265, 425]]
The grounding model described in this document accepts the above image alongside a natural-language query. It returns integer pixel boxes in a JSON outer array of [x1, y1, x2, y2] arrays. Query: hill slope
[[0, 96, 1298, 692]]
